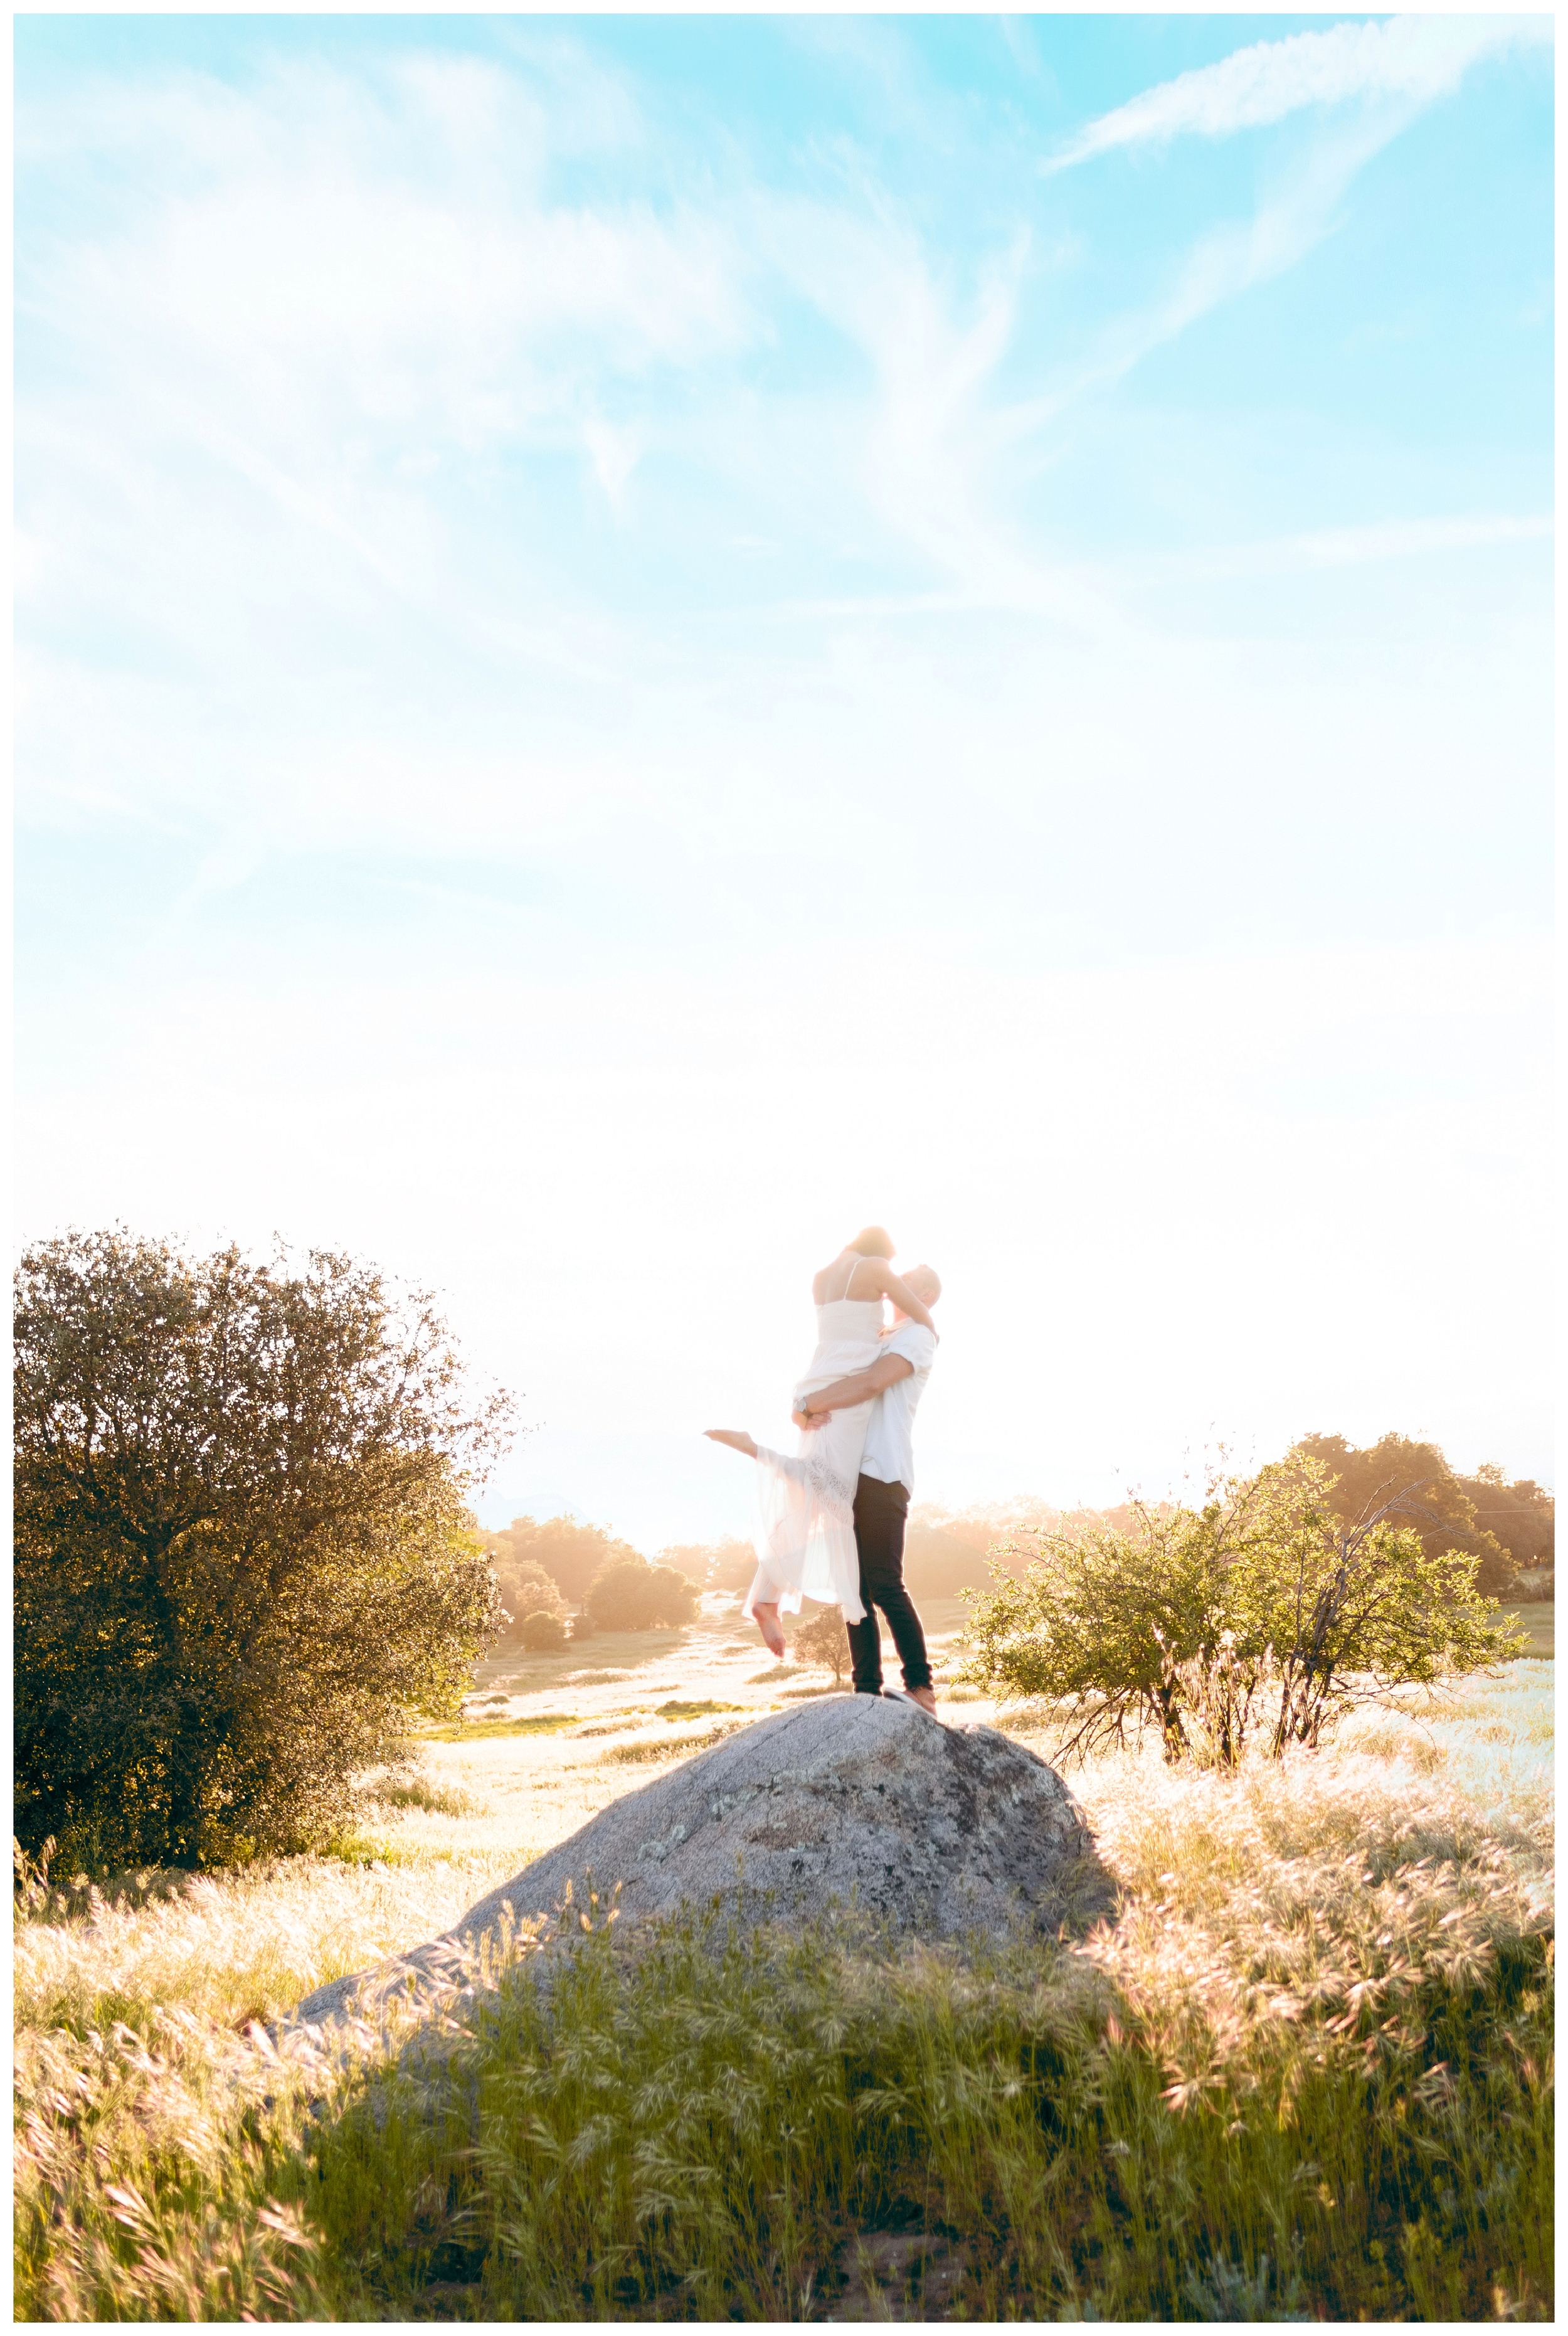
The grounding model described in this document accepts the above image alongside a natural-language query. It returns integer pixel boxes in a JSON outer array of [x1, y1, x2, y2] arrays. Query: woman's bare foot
[[751, 1602, 786, 1658], [704, 1428, 758, 1458]]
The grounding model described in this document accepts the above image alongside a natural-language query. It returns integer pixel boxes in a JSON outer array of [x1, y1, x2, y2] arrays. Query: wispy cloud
[[1130, 512, 1552, 587], [1048, 14, 1550, 171], [14, 19, 1552, 868], [582, 417, 646, 512], [999, 105, 1404, 444], [746, 199, 1122, 629], [21, 53, 754, 465], [188, 415, 409, 587]]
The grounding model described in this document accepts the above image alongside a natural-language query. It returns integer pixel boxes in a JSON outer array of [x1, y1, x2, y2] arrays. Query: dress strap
[[839, 1253, 861, 1301]]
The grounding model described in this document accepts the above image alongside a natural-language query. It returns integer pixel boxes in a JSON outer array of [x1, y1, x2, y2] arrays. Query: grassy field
[[13, 1596, 1554, 2320], [1498, 1601, 1555, 1657]]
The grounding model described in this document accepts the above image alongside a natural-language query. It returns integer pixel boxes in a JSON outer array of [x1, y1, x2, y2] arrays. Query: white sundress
[[743, 1268, 886, 1627]]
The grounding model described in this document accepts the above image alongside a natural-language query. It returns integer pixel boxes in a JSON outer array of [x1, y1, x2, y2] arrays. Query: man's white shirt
[[859, 1320, 938, 1494]]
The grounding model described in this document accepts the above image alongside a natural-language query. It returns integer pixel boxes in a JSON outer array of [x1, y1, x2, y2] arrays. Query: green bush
[[517, 1610, 568, 1653], [962, 1457, 1519, 1765], [583, 1557, 699, 1633], [13, 1230, 507, 1872], [495, 1560, 568, 1640]]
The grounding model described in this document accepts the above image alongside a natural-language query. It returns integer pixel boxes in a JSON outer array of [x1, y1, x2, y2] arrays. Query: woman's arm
[[868, 1260, 936, 1332]]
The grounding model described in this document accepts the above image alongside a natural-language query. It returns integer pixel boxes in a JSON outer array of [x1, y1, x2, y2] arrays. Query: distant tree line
[[548, 1434, 1552, 1632], [903, 1435, 1552, 1604], [636, 1438, 1552, 1613], [657, 1537, 756, 1593], [481, 1515, 698, 1640]]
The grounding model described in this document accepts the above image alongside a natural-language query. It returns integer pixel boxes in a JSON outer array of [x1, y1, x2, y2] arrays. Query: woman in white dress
[[706, 1228, 938, 1657]]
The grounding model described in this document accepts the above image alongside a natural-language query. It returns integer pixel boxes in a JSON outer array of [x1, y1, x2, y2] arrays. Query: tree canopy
[[657, 1537, 756, 1592], [516, 1608, 568, 1652], [904, 1500, 1163, 1598], [14, 1230, 509, 1872], [583, 1558, 699, 1633], [792, 1606, 850, 1684], [1450, 1462, 1554, 1575], [900, 1519, 988, 1599], [482, 1514, 643, 1606], [489, 1559, 568, 1640], [1291, 1431, 1549, 1596]]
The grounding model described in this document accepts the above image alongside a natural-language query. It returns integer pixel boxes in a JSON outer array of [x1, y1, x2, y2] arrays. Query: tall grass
[[14, 1665, 1553, 2320]]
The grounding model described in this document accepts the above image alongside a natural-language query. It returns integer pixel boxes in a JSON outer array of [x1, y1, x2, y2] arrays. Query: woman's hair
[[849, 1225, 896, 1259]]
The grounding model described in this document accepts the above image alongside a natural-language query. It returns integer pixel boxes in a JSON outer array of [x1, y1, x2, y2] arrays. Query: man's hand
[[793, 1352, 914, 1431]]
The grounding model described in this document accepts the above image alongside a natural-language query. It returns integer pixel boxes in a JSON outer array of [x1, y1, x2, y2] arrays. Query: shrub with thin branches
[[961, 1458, 1520, 1765], [792, 1608, 850, 1685]]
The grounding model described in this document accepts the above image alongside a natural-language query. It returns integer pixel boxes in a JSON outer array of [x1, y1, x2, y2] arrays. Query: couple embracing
[[707, 1227, 941, 1714]]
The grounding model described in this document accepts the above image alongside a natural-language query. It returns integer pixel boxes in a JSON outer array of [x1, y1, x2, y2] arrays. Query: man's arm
[[794, 1352, 913, 1430]]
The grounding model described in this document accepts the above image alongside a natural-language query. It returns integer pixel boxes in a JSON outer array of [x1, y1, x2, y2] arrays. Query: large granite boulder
[[292, 1696, 1108, 2030]]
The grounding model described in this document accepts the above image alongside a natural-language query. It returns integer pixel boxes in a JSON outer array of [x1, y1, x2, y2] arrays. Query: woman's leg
[[707, 1431, 781, 1647], [750, 1600, 786, 1658]]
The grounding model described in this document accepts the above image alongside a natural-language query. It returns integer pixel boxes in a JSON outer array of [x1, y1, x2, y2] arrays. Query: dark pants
[[847, 1474, 932, 1696]]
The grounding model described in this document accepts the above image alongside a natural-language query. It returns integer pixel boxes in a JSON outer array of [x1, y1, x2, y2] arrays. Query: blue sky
[[15, 14, 1553, 1547]]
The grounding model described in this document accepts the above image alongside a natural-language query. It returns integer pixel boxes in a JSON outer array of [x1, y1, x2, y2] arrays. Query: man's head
[[901, 1264, 941, 1310]]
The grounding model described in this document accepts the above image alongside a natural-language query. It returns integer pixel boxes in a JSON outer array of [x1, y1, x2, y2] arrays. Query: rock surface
[[292, 1695, 1107, 2029]]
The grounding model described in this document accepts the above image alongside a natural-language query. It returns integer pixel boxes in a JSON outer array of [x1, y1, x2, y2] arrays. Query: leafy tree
[[14, 1230, 509, 1872], [792, 1607, 849, 1685], [517, 1609, 568, 1653], [658, 1537, 756, 1592], [657, 1542, 712, 1588], [961, 1460, 1518, 1768], [584, 1558, 699, 1634], [961, 1492, 1250, 1763], [483, 1514, 643, 1606], [492, 1559, 567, 1639], [906, 1500, 1160, 1598], [1450, 1462, 1554, 1578], [901, 1519, 988, 1600], [1290, 1432, 1519, 1597]]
